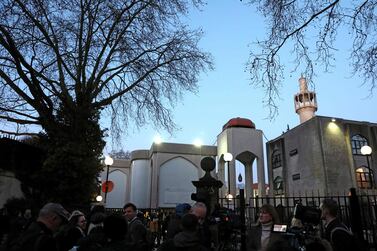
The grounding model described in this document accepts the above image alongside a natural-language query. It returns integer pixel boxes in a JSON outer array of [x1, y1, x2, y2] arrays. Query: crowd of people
[[0, 198, 366, 251]]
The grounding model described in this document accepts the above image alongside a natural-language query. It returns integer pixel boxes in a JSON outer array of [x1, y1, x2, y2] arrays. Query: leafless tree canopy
[[247, 0, 377, 117], [0, 0, 212, 136]]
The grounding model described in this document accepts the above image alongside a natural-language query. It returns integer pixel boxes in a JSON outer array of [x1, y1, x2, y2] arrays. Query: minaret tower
[[294, 76, 318, 123]]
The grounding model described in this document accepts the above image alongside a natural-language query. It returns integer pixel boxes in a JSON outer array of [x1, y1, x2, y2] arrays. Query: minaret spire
[[294, 76, 318, 123]]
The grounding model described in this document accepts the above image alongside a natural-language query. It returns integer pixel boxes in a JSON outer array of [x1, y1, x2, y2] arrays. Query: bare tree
[[0, 0, 212, 204], [110, 149, 131, 159], [246, 0, 377, 117]]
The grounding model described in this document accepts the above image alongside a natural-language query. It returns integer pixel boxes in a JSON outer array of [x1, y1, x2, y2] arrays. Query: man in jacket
[[321, 199, 357, 251], [123, 202, 149, 250], [159, 213, 208, 251], [10, 202, 69, 251]]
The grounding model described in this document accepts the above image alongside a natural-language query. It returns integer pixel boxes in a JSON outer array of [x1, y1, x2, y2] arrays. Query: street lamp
[[96, 195, 103, 202], [361, 145, 372, 156], [104, 155, 114, 203], [224, 152, 233, 197], [361, 145, 373, 188]]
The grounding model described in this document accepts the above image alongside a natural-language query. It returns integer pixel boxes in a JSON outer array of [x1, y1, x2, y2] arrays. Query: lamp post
[[96, 195, 103, 202], [237, 173, 246, 251], [104, 156, 114, 203], [361, 145, 373, 188], [224, 152, 233, 197]]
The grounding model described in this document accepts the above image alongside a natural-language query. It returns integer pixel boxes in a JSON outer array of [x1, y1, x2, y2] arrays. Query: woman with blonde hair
[[246, 204, 282, 251]]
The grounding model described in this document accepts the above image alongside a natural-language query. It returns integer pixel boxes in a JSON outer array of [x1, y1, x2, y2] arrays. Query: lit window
[[272, 150, 282, 169], [356, 166, 375, 189], [351, 134, 368, 155]]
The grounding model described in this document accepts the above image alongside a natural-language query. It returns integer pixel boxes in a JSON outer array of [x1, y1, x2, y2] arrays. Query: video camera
[[210, 207, 241, 241], [293, 204, 321, 226], [273, 204, 322, 251]]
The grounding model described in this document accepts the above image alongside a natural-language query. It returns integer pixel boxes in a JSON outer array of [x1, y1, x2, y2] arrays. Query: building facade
[[266, 77, 377, 196], [101, 118, 266, 209]]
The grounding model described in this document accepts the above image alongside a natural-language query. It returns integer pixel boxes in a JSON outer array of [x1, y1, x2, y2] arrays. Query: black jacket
[[9, 221, 57, 251], [159, 231, 208, 251], [323, 218, 356, 251]]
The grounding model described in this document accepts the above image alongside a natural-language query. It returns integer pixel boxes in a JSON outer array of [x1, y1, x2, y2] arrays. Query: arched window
[[273, 176, 283, 195], [351, 134, 368, 155], [356, 166, 375, 189], [272, 150, 282, 169]]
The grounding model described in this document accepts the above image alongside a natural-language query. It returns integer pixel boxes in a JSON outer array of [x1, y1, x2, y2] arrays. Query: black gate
[[219, 188, 377, 250]]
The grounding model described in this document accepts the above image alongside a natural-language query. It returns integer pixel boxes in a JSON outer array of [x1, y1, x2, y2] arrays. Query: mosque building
[[1, 77, 376, 208], [101, 117, 266, 209], [101, 77, 377, 208], [267, 77, 377, 196]]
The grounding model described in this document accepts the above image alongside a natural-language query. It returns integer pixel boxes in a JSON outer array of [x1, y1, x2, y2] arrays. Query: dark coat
[[56, 226, 85, 251], [323, 218, 356, 251], [197, 221, 212, 249], [246, 225, 283, 251], [159, 231, 208, 251], [126, 217, 149, 251], [77, 226, 107, 251], [9, 221, 57, 251], [166, 215, 182, 240], [98, 240, 133, 251]]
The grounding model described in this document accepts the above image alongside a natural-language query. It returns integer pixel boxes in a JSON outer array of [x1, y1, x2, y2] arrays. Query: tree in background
[[246, 0, 377, 117], [110, 149, 131, 160], [0, 0, 212, 206]]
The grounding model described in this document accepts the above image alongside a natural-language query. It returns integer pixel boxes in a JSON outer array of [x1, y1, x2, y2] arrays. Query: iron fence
[[103, 189, 377, 250], [219, 189, 377, 250]]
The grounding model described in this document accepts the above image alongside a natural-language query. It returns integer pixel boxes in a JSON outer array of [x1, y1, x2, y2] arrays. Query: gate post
[[349, 188, 364, 242], [240, 188, 246, 251]]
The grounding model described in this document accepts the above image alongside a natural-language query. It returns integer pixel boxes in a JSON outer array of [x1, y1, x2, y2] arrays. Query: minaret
[[294, 76, 317, 123]]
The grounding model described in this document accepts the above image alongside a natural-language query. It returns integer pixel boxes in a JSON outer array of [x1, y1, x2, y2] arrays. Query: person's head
[[123, 202, 137, 221], [90, 204, 105, 215], [190, 202, 207, 224], [37, 203, 69, 232], [103, 214, 128, 241], [320, 199, 338, 221], [175, 203, 191, 217], [259, 204, 279, 225], [24, 209, 32, 219], [180, 213, 198, 232], [69, 210, 86, 230], [290, 217, 303, 229]]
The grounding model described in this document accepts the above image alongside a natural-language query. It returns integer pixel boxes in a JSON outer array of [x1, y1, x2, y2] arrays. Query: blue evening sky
[[105, 1, 377, 154]]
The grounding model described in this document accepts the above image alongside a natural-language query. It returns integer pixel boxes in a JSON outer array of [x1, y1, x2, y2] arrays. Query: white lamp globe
[[361, 145, 372, 155], [104, 156, 114, 166]]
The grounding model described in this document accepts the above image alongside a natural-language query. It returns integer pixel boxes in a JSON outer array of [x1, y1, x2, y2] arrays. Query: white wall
[[158, 157, 198, 207], [106, 170, 127, 208], [130, 159, 151, 208], [0, 170, 24, 208]]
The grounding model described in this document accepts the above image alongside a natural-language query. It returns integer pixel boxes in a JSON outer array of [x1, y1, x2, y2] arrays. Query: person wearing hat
[[159, 213, 208, 251], [166, 203, 192, 240], [9, 202, 69, 251]]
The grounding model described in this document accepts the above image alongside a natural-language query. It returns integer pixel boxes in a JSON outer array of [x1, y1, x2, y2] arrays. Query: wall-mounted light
[[193, 138, 203, 147], [153, 135, 162, 144]]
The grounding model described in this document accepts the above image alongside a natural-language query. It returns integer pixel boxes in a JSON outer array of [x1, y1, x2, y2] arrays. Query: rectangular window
[[292, 173, 300, 180], [289, 149, 298, 156], [272, 153, 282, 169]]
